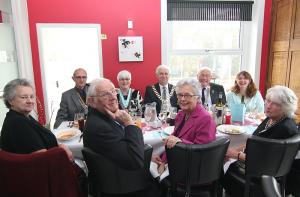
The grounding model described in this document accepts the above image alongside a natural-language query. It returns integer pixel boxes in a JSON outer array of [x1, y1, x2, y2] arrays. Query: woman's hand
[[58, 144, 74, 161], [164, 135, 182, 149], [226, 147, 246, 161], [226, 147, 239, 160]]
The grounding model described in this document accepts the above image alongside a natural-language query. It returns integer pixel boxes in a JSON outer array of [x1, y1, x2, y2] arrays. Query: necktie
[[201, 87, 206, 104], [162, 86, 167, 100]]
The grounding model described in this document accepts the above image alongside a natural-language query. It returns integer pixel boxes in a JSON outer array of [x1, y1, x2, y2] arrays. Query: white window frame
[[161, 0, 265, 88]]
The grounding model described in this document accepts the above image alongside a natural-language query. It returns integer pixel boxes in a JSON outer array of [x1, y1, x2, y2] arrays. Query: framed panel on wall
[[118, 36, 143, 62]]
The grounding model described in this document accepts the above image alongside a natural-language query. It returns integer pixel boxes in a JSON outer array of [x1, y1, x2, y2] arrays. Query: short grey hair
[[87, 78, 113, 97], [175, 78, 201, 102], [197, 66, 212, 76], [266, 85, 298, 118], [117, 70, 131, 81], [3, 78, 34, 108], [155, 65, 170, 75]]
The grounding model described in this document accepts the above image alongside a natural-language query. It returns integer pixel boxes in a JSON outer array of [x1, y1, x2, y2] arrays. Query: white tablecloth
[[53, 120, 258, 160]]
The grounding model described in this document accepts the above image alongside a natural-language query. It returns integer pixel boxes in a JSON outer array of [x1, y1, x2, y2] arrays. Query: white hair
[[197, 66, 212, 76], [155, 65, 170, 75], [117, 70, 131, 81], [176, 78, 201, 102], [266, 85, 298, 118], [87, 78, 112, 97]]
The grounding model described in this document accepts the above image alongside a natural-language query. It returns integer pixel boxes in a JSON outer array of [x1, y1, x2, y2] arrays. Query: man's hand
[[105, 108, 134, 126], [152, 154, 163, 165], [164, 135, 182, 149], [157, 162, 166, 175]]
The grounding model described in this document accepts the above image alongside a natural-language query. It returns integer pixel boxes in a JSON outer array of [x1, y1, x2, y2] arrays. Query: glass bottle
[[223, 104, 231, 124], [214, 92, 224, 125]]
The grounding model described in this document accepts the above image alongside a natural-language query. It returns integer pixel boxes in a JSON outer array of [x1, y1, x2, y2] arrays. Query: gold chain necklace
[[152, 85, 175, 102]]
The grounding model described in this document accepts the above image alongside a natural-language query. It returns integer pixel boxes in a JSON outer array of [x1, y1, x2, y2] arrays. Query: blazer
[[144, 83, 178, 114], [54, 85, 89, 129], [83, 108, 144, 170], [209, 82, 226, 105], [162, 104, 216, 162]]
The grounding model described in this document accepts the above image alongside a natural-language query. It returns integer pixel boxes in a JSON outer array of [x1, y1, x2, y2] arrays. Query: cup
[[134, 116, 142, 129], [74, 113, 85, 132]]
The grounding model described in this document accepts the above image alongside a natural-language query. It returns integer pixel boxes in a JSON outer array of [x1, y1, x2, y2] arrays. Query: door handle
[[56, 81, 59, 88]]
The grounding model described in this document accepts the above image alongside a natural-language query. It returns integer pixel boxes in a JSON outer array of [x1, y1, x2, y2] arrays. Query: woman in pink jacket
[[152, 78, 216, 174]]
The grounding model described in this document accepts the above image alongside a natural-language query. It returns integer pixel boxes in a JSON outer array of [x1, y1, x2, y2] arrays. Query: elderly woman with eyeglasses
[[152, 78, 216, 175], [116, 70, 143, 111], [223, 85, 299, 197], [0, 78, 87, 195]]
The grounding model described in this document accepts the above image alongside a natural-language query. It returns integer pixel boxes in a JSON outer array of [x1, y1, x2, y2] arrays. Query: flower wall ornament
[[118, 36, 143, 62], [34, 97, 54, 129]]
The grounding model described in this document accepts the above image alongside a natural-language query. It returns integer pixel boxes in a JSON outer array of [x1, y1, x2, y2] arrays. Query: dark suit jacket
[[54, 85, 89, 129], [83, 108, 144, 170], [209, 82, 226, 105], [144, 83, 178, 114]]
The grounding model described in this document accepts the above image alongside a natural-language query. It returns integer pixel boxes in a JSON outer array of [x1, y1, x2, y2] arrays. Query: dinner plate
[[163, 126, 174, 135], [55, 128, 81, 141], [217, 125, 246, 135]]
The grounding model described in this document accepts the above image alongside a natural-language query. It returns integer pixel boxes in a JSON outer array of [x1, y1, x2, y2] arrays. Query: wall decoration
[[118, 36, 143, 62]]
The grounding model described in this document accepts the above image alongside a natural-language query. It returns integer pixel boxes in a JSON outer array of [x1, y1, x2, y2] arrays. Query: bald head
[[72, 68, 87, 89]]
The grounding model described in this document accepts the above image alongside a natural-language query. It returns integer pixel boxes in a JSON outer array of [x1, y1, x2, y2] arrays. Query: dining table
[[52, 117, 260, 161]]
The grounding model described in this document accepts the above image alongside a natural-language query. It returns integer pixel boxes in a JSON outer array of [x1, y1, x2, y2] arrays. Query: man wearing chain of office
[[144, 65, 178, 115]]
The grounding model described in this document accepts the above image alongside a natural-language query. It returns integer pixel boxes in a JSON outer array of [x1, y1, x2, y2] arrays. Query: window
[[166, 20, 243, 90]]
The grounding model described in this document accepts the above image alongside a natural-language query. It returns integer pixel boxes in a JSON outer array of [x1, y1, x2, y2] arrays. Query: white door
[[37, 24, 103, 129]]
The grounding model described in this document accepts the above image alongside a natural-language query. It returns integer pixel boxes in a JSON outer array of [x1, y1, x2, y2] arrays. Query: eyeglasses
[[93, 89, 117, 98], [265, 99, 281, 108], [177, 94, 199, 99], [18, 95, 35, 100], [74, 76, 87, 79], [119, 78, 130, 81]]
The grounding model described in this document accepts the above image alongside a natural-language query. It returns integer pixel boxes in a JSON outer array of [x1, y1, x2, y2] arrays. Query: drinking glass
[[144, 107, 153, 131], [74, 113, 85, 132]]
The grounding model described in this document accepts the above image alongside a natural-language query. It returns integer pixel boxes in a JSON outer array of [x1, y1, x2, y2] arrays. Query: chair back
[[166, 137, 230, 185], [245, 134, 300, 178], [0, 147, 83, 197], [82, 144, 153, 194], [261, 175, 282, 197]]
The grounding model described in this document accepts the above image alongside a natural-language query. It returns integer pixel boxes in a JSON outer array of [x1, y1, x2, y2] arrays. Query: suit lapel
[[71, 89, 83, 112], [154, 83, 161, 95], [168, 84, 173, 94], [177, 118, 193, 138], [210, 83, 217, 104], [177, 105, 201, 138]]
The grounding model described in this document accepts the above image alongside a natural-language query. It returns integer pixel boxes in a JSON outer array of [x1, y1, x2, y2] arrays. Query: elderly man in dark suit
[[54, 68, 89, 128], [83, 78, 144, 170], [197, 66, 226, 107], [144, 65, 178, 114]]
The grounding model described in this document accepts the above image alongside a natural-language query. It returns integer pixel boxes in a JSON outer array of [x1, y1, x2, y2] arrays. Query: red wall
[[27, 0, 272, 122], [259, 0, 273, 97], [27, 0, 161, 123]]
